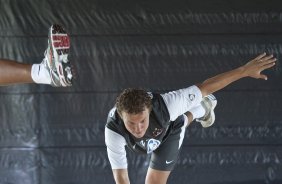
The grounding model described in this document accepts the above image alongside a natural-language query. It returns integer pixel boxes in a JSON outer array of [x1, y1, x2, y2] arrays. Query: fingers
[[261, 62, 276, 71], [256, 54, 277, 68], [260, 57, 276, 66], [254, 53, 266, 60], [259, 54, 275, 62], [259, 54, 276, 67]]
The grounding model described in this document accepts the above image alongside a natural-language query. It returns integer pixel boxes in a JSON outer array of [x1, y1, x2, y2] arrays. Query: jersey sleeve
[[160, 85, 203, 121], [105, 127, 128, 169]]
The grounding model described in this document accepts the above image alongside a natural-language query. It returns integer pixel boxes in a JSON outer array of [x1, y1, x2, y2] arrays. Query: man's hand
[[241, 53, 276, 80]]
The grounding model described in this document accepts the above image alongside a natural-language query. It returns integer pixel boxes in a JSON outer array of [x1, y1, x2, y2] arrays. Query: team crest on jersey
[[147, 139, 161, 153]]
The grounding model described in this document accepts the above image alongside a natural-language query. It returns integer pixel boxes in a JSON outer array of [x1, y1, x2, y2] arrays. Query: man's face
[[120, 108, 150, 138]]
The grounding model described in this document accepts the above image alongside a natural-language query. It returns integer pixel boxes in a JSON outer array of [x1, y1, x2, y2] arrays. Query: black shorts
[[149, 115, 188, 171]]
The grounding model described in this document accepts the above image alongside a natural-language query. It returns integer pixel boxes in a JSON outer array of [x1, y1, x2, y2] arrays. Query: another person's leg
[[0, 24, 73, 87], [0, 59, 33, 84]]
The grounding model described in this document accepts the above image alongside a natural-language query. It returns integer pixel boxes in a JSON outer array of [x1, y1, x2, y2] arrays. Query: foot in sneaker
[[42, 24, 73, 87], [196, 94, 217, 128]]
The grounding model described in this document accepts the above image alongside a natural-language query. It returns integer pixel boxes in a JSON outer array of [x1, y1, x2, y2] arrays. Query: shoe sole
[[48, 24, 72, 86]]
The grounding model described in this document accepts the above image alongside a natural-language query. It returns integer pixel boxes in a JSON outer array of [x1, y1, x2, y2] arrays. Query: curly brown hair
[[116, 88, 152, 115]]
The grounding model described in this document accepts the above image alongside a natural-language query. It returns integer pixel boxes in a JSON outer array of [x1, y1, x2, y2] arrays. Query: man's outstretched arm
[[196, 53, 276, 97]]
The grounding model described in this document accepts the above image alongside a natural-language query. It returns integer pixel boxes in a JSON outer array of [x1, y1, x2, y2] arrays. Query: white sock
[[31, 63, 51, 84], [189, 104, 206, 120]]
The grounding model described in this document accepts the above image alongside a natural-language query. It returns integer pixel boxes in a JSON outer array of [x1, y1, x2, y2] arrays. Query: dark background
[[0, 0, 281, 183]]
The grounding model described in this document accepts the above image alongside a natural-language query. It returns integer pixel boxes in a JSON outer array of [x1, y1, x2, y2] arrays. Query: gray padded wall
[[0, 0, 281, 183]]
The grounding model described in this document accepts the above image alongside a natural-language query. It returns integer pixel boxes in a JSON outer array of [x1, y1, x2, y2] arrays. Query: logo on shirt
[[147, 92, 153, 99], [109, 107, 116, 117], [140, 140, 146, 147], [152, 128, 164, 137], [147, 139, 161, 154], [189, 94, 195, 101]]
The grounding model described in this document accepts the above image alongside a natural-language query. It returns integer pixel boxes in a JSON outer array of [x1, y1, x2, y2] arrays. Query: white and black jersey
[[105, 85, 202, 170]]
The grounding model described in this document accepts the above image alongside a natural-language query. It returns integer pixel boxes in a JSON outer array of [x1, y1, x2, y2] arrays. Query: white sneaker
[[42, 24, 72, 87], [196, 94, 217, 128]]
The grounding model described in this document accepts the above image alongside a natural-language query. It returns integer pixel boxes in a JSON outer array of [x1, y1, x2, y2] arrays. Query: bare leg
[[184, 111, 194, 127], [145, 168, 171, 184], [0, 59, 34, 85]]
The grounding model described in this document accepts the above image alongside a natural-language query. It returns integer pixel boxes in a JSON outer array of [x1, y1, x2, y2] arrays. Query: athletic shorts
[[149, 114, 188, 171]]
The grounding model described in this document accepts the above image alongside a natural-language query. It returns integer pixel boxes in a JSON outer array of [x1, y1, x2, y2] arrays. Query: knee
[[145, 169, 170, 184], [146, 176, 166, 184]]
